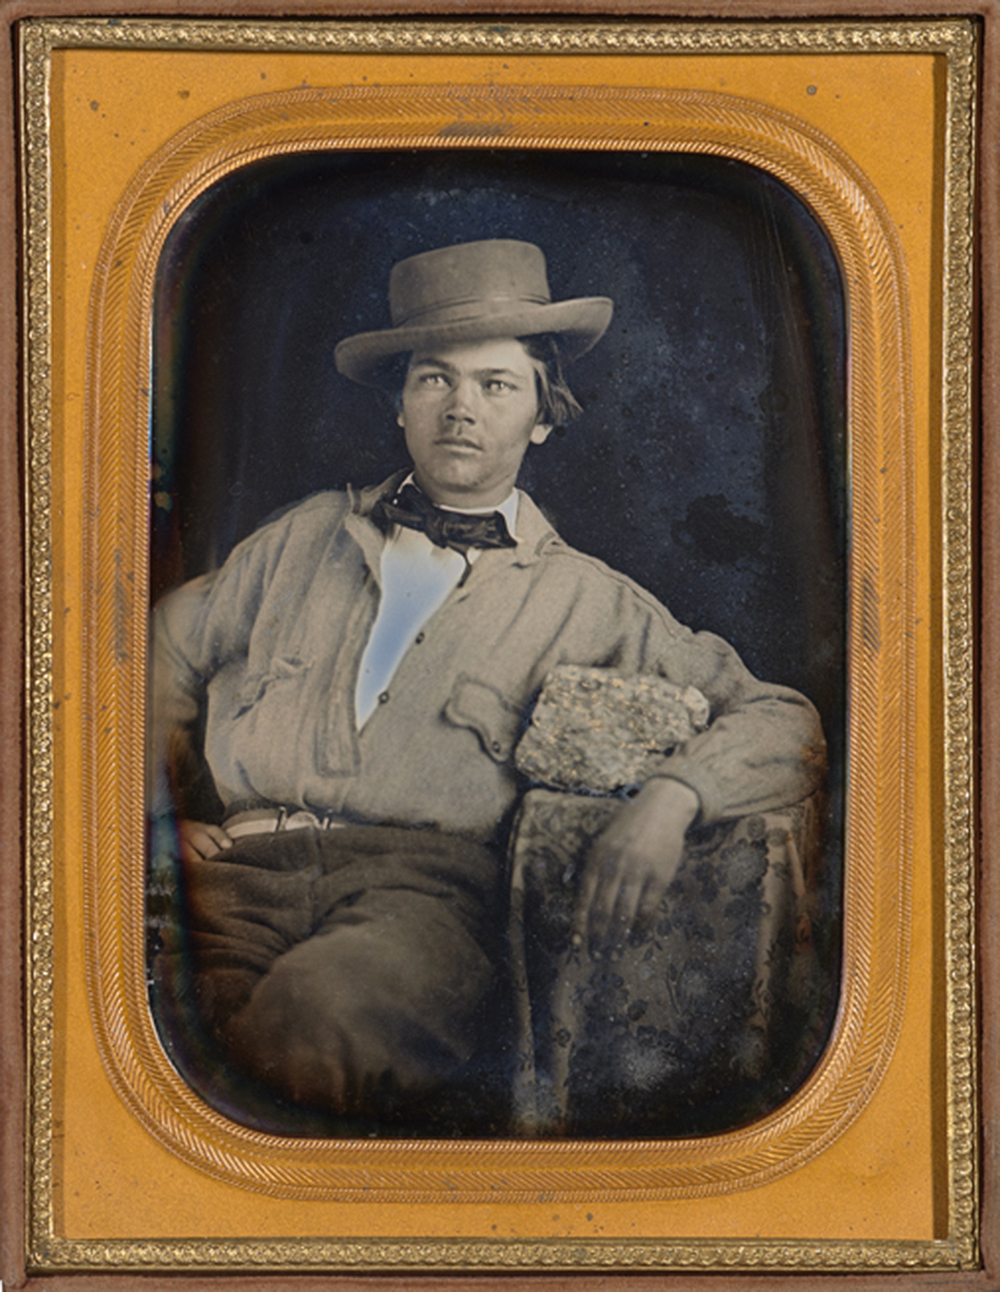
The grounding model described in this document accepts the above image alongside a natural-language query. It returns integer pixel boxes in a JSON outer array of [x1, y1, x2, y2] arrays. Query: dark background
[[151, 147, 846, 818]]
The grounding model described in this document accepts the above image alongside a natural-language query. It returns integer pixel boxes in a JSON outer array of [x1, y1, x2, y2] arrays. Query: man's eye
[[419, 373, 449, 387], [484, 379, 515, 393]]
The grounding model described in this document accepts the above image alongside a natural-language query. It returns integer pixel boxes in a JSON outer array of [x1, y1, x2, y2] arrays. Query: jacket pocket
[[233, 656, 313, 716], [443, 673, 525, 764]]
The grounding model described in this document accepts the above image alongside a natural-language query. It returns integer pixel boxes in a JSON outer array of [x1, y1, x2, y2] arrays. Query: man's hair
[[518, 334, 583, 429], [382, 334, 583, 430]]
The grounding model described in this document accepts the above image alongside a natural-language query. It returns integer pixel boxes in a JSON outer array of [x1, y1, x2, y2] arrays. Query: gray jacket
[[151, 477, 826, 841]]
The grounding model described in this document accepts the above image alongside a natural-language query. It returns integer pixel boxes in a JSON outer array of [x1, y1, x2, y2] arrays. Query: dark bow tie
[[372, 483, 517, 555]]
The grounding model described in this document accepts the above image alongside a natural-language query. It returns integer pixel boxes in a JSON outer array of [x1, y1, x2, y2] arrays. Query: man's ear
[[397, 411, 406, 429], [529, 422, 553, 445]]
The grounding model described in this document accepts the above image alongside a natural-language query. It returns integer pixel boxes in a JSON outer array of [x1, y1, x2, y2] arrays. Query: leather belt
[[223, 806, 346, 840]]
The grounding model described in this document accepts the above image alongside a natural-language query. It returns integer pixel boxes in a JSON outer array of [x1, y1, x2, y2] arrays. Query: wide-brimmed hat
[[334, 239, 613, 386]]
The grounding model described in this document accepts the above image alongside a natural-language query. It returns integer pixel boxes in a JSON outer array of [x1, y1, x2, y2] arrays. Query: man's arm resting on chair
[[575, 777, 700, 952]]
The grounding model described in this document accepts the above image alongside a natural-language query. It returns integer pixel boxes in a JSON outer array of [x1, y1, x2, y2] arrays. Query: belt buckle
[[279, 807, 332, 832]]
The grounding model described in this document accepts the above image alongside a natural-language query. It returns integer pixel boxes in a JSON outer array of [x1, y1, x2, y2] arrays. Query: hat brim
[[334, 297, 613, 387]]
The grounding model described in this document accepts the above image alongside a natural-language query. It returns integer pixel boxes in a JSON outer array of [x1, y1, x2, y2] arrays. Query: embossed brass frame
[[13, 12, 980, 1279], [91, 81, 912, 1199]]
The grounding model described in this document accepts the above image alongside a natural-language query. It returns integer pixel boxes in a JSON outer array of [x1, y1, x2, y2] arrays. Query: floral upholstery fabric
[[509, 789, 831, 1138]]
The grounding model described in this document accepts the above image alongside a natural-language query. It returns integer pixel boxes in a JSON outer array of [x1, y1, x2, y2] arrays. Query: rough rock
[[515, 666, 710, 793]]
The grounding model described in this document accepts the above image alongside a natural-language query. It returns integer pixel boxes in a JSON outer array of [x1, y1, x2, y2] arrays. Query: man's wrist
[[641, 775, 701, 827]]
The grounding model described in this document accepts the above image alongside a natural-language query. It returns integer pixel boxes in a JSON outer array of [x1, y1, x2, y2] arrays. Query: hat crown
[[389, 240, 551, 329], [334, 238, 613, 386]]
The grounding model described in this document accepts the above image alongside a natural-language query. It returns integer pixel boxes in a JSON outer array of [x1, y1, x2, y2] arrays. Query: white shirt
[[354, 485, 520, 728]]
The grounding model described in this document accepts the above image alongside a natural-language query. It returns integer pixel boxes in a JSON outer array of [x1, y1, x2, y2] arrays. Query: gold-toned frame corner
[[20, 14, 978, 1275]]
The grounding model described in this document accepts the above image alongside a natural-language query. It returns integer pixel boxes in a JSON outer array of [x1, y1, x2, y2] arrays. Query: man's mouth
[[435, 437, 482, 452]]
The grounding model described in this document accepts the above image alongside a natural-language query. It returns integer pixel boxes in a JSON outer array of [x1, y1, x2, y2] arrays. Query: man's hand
[[179, 819, 234, 863], [575, 778, 700, 953]]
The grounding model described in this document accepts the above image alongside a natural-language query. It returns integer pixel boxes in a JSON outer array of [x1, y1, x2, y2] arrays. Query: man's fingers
[[605, 874, 662, 948], [179, 820, 234, 861], [187, 832, 220, 860], [632, 876, 665, 939], [579, 859, 672, 952], [180, 836, 209, 863], [604, 880, 638, 948], [574, 845, 615, 939], [586, 882, 615, 951], [586, 861, 636, 952], [573, 864, 599, 938]]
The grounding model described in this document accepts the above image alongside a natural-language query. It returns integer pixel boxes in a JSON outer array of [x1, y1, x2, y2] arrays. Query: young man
[[151, 240, 824, 1132]]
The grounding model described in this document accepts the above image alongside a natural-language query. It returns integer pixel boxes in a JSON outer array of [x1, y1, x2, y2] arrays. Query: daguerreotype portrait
[[146, 150, 845, 1140], [9, 10, 989, 1279]]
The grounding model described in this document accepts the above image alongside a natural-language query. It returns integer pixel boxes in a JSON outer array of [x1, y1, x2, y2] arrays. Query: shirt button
[[379, 691, 390, 704], [491, 740, 503, 753], [414, 632, 425, 644]]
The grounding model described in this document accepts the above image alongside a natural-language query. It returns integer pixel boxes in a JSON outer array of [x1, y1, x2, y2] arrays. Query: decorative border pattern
[[16, 15, 982, 54], [19, 1235, 985, 1273], [20, 16, 977, 1274], [21, 16, 58, 1265], [939, 20, 979, 1257]]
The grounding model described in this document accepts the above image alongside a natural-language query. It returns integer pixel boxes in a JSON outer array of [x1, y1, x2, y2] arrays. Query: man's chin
[[415, 469, 497, 505]]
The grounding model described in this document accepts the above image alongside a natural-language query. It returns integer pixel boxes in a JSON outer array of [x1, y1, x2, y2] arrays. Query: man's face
[[398, 338, 552, 508]]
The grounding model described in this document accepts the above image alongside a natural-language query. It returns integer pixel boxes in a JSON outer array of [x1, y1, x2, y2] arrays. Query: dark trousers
[[152, 825, 506, 1134]]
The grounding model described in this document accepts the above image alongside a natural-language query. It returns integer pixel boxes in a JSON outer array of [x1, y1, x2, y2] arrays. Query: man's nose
[[443, 379, 477, 422]]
